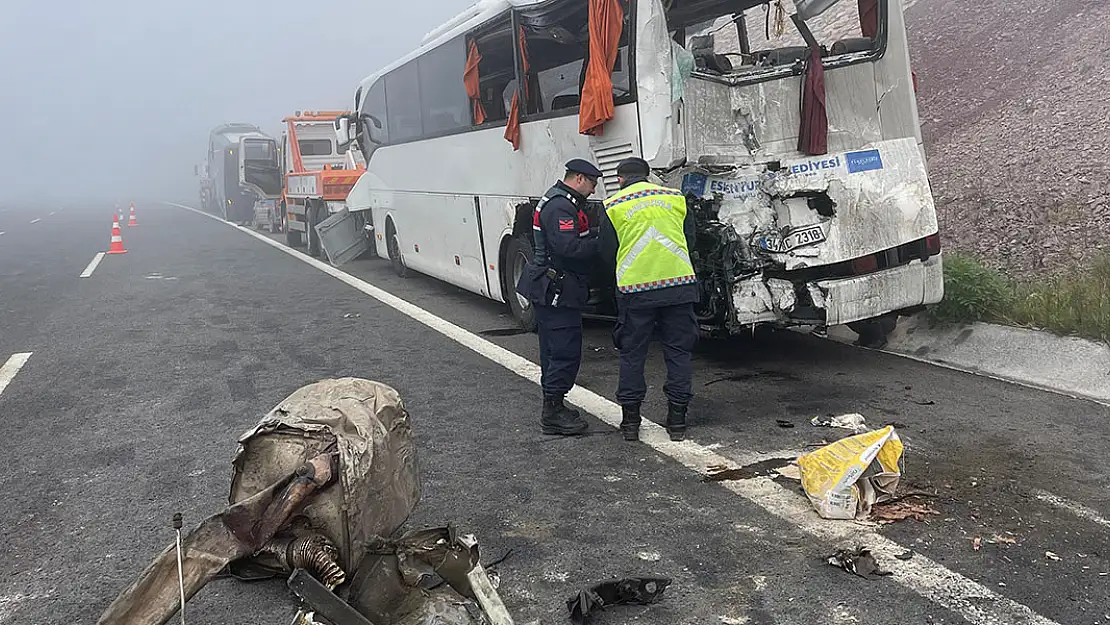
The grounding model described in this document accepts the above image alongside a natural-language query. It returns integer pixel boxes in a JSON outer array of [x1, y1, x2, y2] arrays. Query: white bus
[[337, 0, 943, 347]]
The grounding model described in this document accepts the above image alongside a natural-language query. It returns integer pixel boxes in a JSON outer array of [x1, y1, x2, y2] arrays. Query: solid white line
[[1032, 489, 1110, 530], [79, 252, 106, 278], [0, 353, 32, 399], [162, 201, 1061, 625]]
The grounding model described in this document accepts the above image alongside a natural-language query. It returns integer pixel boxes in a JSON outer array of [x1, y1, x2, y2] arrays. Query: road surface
[[0, 201, 1106, 625]]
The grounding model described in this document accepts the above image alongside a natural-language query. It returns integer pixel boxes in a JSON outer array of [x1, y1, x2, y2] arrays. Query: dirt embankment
[[906, 0, 1110, 279]]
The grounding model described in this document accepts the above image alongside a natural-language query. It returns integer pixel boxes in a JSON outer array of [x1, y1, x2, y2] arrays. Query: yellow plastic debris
[[797, 425, 905, 520]]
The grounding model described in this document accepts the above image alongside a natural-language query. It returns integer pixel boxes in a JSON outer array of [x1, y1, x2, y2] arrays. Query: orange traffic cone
[[127, 202, 138, 227], [107, 215, 128, 254]]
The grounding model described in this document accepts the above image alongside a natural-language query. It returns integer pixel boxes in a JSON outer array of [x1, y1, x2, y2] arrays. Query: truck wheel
[[504, 234, 537, 332], [307, 200, 322, 258], [848, 313, 898, 349], [386, 220, 408, 278]]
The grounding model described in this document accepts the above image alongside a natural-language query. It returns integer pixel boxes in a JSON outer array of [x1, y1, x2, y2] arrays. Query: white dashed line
[[29, 218, 40, 224], [0, 353, 32, 399], [163, 201, 1061, 625], [1033, 489, 1110, 530], [79, 252, 106, 278]]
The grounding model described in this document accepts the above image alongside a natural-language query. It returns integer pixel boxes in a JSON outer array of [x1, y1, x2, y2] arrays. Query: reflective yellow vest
[[604, 181, 697, 294]]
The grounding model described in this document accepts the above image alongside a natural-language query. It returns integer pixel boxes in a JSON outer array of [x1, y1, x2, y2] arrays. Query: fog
[[0, 0, 471, 206]]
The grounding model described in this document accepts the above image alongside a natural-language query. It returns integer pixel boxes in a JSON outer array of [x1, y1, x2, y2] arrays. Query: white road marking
[[163, 201, 1061, 625], [1032, 489, 1110, 530], [79, 252, 106, 278], [29, 218, 40, 224], [0, 353, 32, 399]]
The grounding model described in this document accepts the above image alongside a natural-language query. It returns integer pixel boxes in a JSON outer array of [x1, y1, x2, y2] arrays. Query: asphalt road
[[0, 201, 1106, 625]]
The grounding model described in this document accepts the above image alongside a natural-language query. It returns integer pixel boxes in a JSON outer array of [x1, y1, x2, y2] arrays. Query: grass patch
[[929, 253, 1110, 342]]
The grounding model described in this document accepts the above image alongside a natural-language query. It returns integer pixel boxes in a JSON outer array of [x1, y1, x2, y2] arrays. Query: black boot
[[542, 395, 588, 436], [665, 402, 688, 441], [620, 403, 641, 441]]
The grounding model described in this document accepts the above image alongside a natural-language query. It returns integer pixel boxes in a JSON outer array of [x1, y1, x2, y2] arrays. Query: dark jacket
[[515, 181, 599, 309], [599, 176, 700, 309]]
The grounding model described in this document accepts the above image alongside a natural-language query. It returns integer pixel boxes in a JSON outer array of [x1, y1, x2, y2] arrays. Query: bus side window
[[418, 36, 471, 135], [467, 17, 515, 125], [517, 0, 632, 115]]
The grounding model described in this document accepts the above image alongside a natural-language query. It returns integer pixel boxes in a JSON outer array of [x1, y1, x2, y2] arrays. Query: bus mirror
[[335, 117, 352, 147]]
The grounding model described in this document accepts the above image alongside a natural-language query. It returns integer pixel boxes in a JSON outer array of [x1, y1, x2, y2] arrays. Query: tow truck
[[278, 111, 371, 262]]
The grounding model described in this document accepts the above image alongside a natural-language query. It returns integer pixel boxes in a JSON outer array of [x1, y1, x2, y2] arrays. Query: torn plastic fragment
[[810, 413, 867, 433], [826, 547, 891, 579]]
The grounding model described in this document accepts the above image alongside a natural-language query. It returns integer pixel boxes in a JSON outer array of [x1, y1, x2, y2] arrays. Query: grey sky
[[0, 0, 471, 204]]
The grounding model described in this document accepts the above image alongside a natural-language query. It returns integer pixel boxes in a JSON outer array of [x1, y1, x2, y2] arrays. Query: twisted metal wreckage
[[96, 378, 524, 625]]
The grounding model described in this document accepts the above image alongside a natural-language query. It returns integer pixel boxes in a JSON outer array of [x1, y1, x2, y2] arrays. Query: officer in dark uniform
[[599, 156, 700, 441], [516, 159, 604, 436]]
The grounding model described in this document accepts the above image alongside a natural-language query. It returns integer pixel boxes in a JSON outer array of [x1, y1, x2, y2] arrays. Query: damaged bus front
[[657, 0, 942, 345]]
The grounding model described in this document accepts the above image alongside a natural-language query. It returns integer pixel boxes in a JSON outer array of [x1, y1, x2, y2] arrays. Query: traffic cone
[[127, 202, 138, 227], [107, 215, 128, 254]]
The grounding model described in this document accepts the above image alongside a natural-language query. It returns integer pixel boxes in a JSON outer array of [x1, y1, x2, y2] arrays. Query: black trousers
[[614, 303, 698, 406], [535, 304, 583, 397]]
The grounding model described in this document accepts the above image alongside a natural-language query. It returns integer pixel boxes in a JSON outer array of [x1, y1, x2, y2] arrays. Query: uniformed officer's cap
[[565, 159, 603, 180], [616, 157, 650, 178]]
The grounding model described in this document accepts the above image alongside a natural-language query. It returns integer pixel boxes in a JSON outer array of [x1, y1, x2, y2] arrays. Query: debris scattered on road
[[972, 536, 982, 550], [704, 457, 794, 482], [96, 378, 516, 625], [342, 313, 361, 318], [895, 550, 915, 561], [566, 577, 671, 624], [811, 413, 868, 433], [825, 547, 892, 579], [797, 426, 904, 520], [776, 419, 795, 428], [870, 498, 939, 525], [910, 399, 935, 406], [637, 551, 662, 562], [988, 534, 1017, 545], [775, 464, 802, 481], [1045, 551, 1061, 561]]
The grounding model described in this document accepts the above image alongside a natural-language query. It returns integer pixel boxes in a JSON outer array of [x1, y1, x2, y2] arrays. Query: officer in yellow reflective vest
[[599, 157, 699, 442]]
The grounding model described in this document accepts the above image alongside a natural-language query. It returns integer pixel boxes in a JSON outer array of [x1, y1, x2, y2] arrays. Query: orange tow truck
[[278, 110, 366, 258]]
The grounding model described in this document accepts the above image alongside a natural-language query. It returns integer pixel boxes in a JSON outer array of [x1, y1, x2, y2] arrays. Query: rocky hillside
[[906, 0, 1110, 279]]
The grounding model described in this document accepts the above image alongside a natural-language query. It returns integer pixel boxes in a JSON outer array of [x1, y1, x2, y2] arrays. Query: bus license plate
[[759, 224, 826, 253]]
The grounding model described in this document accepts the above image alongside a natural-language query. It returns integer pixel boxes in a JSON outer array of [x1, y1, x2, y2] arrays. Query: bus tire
[[386, 218, 408, 278], [848, 313, 897, 349], [504, 234, 537, 333]]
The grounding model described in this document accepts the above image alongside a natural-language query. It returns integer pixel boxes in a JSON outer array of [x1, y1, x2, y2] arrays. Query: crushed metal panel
[[317, 207, 371, 266], [814, 256, 943, 325], [229, 377, 421, 574], [682, 63, 882, 166]]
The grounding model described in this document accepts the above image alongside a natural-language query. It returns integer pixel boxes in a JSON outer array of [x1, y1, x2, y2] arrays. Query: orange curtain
[[504, 26, 530, 150], [579, 0, 623, 136], [465, 40, 487, 125], [504, 92, 522, 150]]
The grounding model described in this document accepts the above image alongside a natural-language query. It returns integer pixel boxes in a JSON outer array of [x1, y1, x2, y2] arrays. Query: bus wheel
[[848, 313, 898, 349], [307, 200, 322, 257], [505, 234, 537, 332], [386, 220, 408, 278]]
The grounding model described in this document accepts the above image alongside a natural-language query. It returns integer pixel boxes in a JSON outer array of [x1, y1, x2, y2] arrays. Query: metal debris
[[567, 578, 672, 625]]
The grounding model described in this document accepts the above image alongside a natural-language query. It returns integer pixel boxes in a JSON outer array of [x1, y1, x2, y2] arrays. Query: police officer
[[516, 159, 604, 436], [599, 157, 699, 442]]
